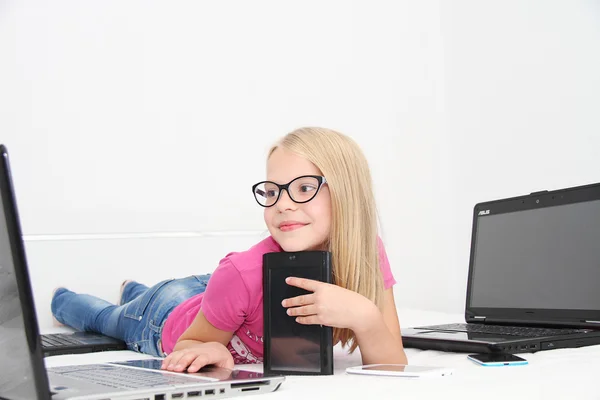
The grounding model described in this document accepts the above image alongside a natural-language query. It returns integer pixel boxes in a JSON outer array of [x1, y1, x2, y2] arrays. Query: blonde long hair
[[268, 127, 384, 352]]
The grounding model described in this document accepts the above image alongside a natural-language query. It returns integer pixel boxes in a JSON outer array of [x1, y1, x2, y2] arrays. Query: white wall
[[1, 0, 599, 330], [431, 0, 600, 313], [0, 0, 441, 234]]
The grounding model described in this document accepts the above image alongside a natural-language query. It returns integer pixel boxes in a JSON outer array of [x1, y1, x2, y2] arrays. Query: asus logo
[[478, 210, 490, 216]]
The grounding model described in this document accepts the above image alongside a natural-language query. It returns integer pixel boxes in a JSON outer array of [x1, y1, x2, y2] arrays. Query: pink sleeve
[[377, 236, 396, 289], [201, 258, 249, 332]]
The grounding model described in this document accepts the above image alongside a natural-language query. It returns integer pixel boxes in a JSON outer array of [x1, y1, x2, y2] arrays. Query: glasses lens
[[289, 176, 321, 203], [254, 182, 279, 206]]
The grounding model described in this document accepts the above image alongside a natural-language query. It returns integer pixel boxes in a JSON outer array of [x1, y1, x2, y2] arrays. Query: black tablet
[[263, 251, 333, 375]]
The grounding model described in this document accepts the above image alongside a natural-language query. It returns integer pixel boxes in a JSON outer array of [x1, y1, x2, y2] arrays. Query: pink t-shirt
[[161, 236, 396, 363]]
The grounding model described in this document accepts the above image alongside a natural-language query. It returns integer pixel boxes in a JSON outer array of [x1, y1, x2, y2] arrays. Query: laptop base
[[42, 332, 127, 357], [402, 326, 600, 354]]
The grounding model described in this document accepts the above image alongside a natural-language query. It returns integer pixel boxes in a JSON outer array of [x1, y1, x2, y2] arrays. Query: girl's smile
[[278, 220, 309, 232]]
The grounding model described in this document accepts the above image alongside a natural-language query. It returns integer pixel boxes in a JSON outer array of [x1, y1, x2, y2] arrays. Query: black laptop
[[0, 144, 126, 357], [0, 144, 285, 399], [40, 331, 126, 357], [402, 182, 600, 354]]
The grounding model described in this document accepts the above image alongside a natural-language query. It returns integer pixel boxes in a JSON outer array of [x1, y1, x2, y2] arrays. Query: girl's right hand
[[160, 341, 234, 373]]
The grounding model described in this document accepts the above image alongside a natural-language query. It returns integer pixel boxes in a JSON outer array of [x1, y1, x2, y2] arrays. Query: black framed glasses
[[252, 175, 328, 208]]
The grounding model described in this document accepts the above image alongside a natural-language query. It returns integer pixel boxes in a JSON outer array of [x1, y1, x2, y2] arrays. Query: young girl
[[51, 127, 407, 372]]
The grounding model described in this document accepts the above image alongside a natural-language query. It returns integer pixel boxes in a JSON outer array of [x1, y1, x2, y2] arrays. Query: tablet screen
[[266, 265, 323, 372]]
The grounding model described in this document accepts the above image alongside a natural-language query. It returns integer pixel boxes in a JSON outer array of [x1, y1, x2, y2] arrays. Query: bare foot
[[119, 280, 134, 305]]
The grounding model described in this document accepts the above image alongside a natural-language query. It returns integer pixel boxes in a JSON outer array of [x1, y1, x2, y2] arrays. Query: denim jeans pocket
[[149, 318, 163, 333], [128, 323, 164, 357], [149, 318, 167, 356], [127, 339, 150, 354], [124, 278, 174, 321]]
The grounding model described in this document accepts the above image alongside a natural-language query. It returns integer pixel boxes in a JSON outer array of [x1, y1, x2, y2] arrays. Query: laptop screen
[[469, 199, 600, 311], [0, 183, 39, 399], [0, 148, 50, 400]]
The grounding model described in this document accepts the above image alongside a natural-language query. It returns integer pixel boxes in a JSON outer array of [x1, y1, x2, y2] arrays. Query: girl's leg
[[120, 280, 150, 305], [51, 283, 167, 350], [51, 276, 211, 357], [51, 282, 151, 331], [51, 288, 125, 337]]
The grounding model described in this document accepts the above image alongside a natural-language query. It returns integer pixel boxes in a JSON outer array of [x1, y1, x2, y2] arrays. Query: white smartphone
[[467, 353, 528, 367], [346, 364, 453, 378]]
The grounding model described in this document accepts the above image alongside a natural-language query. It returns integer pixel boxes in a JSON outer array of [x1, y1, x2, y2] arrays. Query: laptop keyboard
[[419, 323, 587, 337], [49, 364, 210, 390], [41, 334, 84, 348]]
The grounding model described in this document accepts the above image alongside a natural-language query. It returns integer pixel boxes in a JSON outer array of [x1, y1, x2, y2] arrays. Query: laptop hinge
[[473, 316, 486, 321], [584, 320, 600, 324]]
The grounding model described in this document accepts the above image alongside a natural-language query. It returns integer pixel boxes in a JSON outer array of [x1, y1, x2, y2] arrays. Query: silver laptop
[[0, 144, 285, 399], [402, 182, 600, 354]]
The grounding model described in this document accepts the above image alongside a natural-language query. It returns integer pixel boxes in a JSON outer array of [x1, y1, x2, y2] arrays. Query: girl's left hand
[[281, 277, 378, 333]]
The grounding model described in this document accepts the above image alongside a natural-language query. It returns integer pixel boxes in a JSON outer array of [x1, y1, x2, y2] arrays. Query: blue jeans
[[51, 275, 211, 357]]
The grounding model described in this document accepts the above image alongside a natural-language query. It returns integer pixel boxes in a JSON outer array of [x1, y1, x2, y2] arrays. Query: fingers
[[187, 354, 212, 373], [286, 304, 317, 317], [160, 351, 211, 373], [162, 350, 200, 372], [295, 315, 321, 325], [285, 277, 321, 292], [161, 353, 176, 369], [160, 343, 234, 373], [282, 293, 314, 307], [189, 351, 234, 372]]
